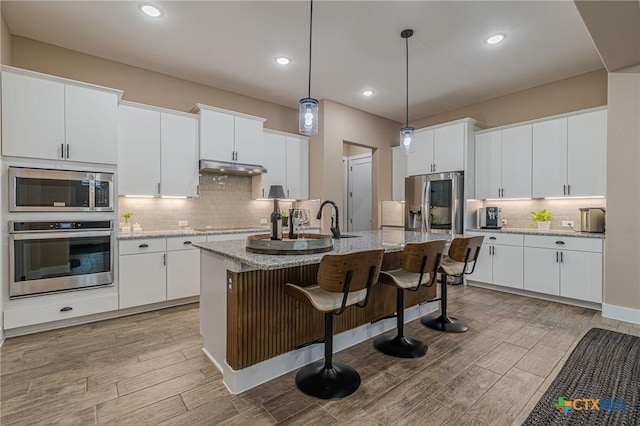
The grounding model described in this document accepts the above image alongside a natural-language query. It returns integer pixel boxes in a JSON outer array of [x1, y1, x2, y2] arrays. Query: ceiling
[[1, 1, 605, 123]]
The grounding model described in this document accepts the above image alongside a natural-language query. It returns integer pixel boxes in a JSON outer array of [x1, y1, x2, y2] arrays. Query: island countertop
[[193, 229, 454, 270]]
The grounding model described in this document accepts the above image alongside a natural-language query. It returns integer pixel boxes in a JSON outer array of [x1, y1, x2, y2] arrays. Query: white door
[[234, 116, 263, 165], [1, 72, 65, 160], [567, 110, 607, 197], [475, 131, 502, 199], [286, 136, 309, 199], [532, 118, 567, 198], [117, 105, 161, 196], [260, 133, 286, 198], [468, 243, 493, 284], [524, 247, 560, 295], [560, 250, 602, 303], [434, 122, 465, 172], [348, 155, 372, 232], [392, 147, 407, 201], [501, 125, 532, 199], [167, 250, 200, 299], [492, 245, 524, 289], [199, 109, 234, 162], [65, 85, 118, 164], [406, 130, 434, 176], [161, 112, 199, 197], [119, 253, 167, 309]]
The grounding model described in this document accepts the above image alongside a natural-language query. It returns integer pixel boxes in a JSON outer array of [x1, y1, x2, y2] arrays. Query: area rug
[[523, 328, 639, 425]]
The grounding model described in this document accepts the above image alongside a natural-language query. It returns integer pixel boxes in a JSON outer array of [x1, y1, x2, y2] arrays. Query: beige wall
[[310, 100, 398, 230], [412, 69, 607, 129], [1, 11, 11, 65], [10, 36, 297, 133], [342, 144, 372, 157], [605, 68, 640, 311]]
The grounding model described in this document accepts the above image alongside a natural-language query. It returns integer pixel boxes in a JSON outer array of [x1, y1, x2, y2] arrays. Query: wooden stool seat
[[374, 240, 445, 359], [285, 249, 384, 400]]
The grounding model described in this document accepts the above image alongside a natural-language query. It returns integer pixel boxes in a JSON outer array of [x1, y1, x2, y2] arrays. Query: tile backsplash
[[479, 198, 606, 230], [118, 174, 320, 232]]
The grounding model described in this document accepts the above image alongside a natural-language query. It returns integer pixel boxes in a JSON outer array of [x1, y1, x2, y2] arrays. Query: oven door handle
[[10, 230, 113, 240]]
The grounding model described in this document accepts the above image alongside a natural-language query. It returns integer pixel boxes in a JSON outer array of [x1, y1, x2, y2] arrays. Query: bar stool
[[373, 240, 446, 358], [285, 249, 384, 400], [421, 236, 484, 333]]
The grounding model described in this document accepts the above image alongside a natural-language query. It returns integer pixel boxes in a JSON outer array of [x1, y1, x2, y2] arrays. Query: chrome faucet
[[317, 200, 341, 239]]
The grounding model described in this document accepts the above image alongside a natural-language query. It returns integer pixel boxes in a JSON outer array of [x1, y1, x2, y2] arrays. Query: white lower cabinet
[[467, 232, 524, 289], [166, 236, 206, 300], [119, 252, 167, 309], [524, 248, 561, 296]]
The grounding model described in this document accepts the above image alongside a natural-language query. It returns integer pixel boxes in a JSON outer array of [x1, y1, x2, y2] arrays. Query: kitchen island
[[194, 229, 453, 393]]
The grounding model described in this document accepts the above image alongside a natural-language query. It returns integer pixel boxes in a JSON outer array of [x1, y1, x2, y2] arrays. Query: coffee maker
[[478, 207, 501, 229]]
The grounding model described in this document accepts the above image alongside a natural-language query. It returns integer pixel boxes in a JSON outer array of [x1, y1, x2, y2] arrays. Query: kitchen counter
[[193, 229, 454, 270], [117, 227, 269, 240], [466, 228, 605, 239]]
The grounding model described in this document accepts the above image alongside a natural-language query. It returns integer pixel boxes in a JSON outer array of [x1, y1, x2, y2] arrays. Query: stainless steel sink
[[337, 234, 361, 238]]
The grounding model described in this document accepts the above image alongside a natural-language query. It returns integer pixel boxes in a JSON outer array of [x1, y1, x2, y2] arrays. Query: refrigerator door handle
[[423, 178, 431, 233]]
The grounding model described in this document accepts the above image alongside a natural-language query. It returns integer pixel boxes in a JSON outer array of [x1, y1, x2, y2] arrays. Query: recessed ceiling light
[[276, 57, 290, 65], [140, 4, 162, 17], [486, 34, 506, 45], [362, 89, 375, 97]]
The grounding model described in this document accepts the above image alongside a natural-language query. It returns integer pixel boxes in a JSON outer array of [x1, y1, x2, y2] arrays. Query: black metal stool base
[[295, 360, 361, 400], [420, 313, 468, 333], [373, 334, 428, 358]]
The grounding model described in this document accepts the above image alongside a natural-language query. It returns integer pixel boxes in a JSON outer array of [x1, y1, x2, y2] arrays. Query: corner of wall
[[1, 11, 12, 65]]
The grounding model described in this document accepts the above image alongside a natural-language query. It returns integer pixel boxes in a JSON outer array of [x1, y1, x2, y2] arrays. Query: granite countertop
[[466, 228, 605, 239], [118, 227, 270, 240], [193, 229, 456, 270]]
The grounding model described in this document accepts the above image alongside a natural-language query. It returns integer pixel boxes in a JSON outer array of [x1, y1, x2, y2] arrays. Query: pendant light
[[299, 0, 318, 135], [400, 29, 415, 154]]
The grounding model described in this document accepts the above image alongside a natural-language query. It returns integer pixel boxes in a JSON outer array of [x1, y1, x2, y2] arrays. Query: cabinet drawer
[[466, 231, 523, 246], [524, 235, 602, 252], [3, 294, 119, 329], [167, 235, 207, 251], [119, 238, 166, 255]]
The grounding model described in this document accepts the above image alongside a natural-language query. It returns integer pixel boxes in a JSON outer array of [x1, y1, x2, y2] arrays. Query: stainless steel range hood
[[199, 160, 267, 176]]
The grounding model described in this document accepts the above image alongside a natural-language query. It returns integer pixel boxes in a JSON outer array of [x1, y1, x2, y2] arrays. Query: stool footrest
[[295, 361, 361, 400], [373, 334, 428, 358]]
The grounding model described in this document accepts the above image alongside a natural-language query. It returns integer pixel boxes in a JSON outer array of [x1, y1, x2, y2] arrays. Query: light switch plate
[[260, 219, 268, 224], [178, 220, 188, 227], [562, 221, 574, 228]]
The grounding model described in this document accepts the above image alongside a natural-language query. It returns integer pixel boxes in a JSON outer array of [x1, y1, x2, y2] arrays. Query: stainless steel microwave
[[9, 167, 114, 212]]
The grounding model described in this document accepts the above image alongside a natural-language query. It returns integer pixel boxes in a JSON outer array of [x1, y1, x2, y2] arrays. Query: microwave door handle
[[89, 175, 96, 211]]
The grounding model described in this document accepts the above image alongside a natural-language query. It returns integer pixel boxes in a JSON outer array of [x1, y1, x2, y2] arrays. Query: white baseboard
[[602, 303, 640, 325], [214, 301, 439, 394]]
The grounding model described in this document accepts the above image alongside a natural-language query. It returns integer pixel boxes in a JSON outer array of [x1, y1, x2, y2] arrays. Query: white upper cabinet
[[434, 122, 465, 172], [259, 130, 309, 199], [392, 146, 407, 201], [532, 117, 567, 198], [567, 110, 606, 197], [501, 125, 532, 199], [1, 68, 120, 164], [406, 129, 434, 176], [195, 104, 266, 166], [118, 102, 198, 197], [475, 130, 502, 199]]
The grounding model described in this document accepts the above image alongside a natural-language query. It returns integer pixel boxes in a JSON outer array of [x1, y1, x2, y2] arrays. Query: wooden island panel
[[226, 251, 437, 370]]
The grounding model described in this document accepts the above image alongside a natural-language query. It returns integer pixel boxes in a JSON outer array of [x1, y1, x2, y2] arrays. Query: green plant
[[121, 212, 133, 225], [280, 209, 288, 218], [529, 209, 551, 228]]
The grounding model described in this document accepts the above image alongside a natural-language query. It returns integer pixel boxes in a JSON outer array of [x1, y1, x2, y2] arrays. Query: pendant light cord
[[405, 34, 409, 128], [307, 0, 313, 99]]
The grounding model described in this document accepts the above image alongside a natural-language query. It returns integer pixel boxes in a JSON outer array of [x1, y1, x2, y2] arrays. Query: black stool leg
[[373, 288, 428, 358], [421, 273, 468, 333], [295, 313, 361, 400]]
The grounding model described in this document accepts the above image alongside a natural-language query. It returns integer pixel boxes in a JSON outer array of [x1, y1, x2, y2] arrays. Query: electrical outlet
[[260, 218, 268, 225], [178, 220, 188, 227], [501, 219, 507, 225], [562, 221, 574, 228]]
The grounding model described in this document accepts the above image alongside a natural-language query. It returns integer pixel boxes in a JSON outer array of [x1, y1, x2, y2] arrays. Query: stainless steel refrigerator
[[405, 172, 464, 234]]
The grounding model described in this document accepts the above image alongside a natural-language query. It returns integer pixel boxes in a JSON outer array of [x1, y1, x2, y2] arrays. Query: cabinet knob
[[139, 243, 149, 248], [60, 306, 73, 312]]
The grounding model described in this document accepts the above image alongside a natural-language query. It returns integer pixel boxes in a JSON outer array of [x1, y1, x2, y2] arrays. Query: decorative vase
[[537, 221, 551, 231]]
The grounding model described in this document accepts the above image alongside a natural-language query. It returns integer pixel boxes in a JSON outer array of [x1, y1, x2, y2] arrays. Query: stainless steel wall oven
[[9, 221, 115, 298]]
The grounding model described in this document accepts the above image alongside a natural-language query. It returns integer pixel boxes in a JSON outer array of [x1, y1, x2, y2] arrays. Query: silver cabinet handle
[[489, 236, 496, 240], [287, 189, 290, 198], [262, 188, 265, 197], [560, 252, 563, 263], [556, 251, 559, 262], [60, 306, 73, 312], [555, 241, 565, 245], [563, 184, 566, 195], [567, 185, 571, 195], [163, 253, 166, 265], [66, 144, 70, 159], [61, 143, 64, 159], [157, 182, 161, 195], [139, 243, 149, 248], [183, 241, 192, 245]]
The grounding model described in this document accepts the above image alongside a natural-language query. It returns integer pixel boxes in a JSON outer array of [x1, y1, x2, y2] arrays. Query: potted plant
[[121, 212, 133, 233], [280, 210, 289, 227], [529, 209, 551, 230]]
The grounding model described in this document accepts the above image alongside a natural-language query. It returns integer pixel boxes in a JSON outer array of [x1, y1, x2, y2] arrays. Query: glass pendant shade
[[400, 126, 415, 154], [299, 97, 319, 135]]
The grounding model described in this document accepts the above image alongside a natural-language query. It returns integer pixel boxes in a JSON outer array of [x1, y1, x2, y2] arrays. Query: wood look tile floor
[[2, 286, 639, 425]]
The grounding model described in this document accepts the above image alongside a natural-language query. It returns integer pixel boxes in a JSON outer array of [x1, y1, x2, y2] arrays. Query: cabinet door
[[501, 125, 532, 198], [1, 72, 65, 160], [524, 247, 560, 295], [286, 136, 309, 199], [560, 250, 602, 303], [65, 85, 118, 164], [567, 110, 606, 197], [234, 116, 263, 165], [468, 243, 493, 284], [161, 113, 199, 197], [475, 131, 502, 199], [117, 105, 161, 196], [434, 122, 465, 172], [167, 249, 200, 299], [406, 130, 434, 176], [119, 253, 167, 309], [392, 147, 407, 201], [199, 109, 235, 162], [492, 245, 524, 289], [532, 118, 567, 198], [261, 133, 287, 198]]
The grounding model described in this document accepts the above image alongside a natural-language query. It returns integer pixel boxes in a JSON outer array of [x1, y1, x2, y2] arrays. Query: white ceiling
[[1, 1, 604, 123]]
